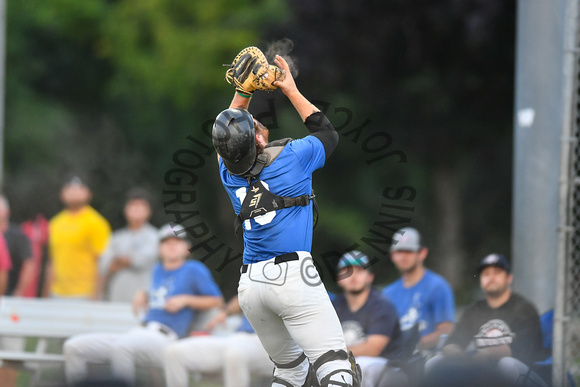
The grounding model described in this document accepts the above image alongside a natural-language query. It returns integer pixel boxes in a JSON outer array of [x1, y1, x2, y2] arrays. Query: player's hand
[[132, 290, 148, 316], [164, 295, 191, 313], [205, 309, 228, 331], [272, 55, 297, 96]]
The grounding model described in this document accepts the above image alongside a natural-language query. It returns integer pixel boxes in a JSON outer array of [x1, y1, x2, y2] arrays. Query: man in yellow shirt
[[45, 176, 111, 299]]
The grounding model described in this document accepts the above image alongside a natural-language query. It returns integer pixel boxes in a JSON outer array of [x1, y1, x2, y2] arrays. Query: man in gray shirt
[[99, 188, 158, 302]]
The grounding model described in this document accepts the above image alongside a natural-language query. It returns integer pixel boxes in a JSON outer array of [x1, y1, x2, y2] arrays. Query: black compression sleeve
[[304, 112, 339, 160]]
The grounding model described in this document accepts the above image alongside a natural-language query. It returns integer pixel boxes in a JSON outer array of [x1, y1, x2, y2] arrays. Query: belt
[[142, 321, 177, 338], [241, 252, 300, 274]]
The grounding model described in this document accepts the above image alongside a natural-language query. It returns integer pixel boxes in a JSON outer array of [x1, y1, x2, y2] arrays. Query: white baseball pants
[[64, 324, 177, 385], [238, 251, 353, 386], [164, 332, 273, 387]]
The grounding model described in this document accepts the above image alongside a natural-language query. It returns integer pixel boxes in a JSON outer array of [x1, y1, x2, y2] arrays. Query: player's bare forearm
[[229, 93, 251, 110], [418, 321, 454, 350], [348, 335, 389, 358], [42, 262, 54, 298], [472, 344, 512, 361], [0, 270, 7, 295], [13, 259, 35, 296], [164, 294, 224, 313], [206, 296, 241, 330], [273, 55, 320, 122]]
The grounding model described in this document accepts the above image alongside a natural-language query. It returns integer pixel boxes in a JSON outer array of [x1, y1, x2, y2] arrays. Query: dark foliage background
[[4, 0, 515, 302]]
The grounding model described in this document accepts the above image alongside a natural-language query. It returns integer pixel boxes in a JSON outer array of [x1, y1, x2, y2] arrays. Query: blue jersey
[[219, 135, 326, 264], [333, 289, 403, 359], [382, 269, 455, 337], [144, 260, 222, 338]]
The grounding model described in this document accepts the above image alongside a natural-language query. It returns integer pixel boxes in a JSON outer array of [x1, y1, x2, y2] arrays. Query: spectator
[[0, 233, 11, 295], [333, 250, 406, 387], [98, 188, 158, 302], [0, 232, 15, 387], [63, 223, 224, 385], [425, 254, 547, 387], [45, 176, 112, 300], [0, 194, 34, 296], [164, 295, 272, 387], [0, 195, 32, 386], [383, 227, 455, 354]]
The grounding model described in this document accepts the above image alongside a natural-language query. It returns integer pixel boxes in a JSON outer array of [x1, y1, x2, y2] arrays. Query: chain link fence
[[558, 1, 580, 382]]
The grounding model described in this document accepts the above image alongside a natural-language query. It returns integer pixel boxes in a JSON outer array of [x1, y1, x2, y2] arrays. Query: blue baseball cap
[[337, 250, 370, 271]]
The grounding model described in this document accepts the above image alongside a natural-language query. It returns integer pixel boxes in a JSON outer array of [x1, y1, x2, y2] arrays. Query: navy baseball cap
[[477, 253, 511, 274], [391, 227, 422, 252], [337, 250, 370, 271]]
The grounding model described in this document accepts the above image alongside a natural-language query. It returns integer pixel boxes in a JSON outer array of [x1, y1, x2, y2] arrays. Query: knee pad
[[313, 350, 362, 387]]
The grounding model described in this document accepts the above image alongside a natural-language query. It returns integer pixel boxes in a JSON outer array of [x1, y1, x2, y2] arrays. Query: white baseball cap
[[390, 227, 422, 252], [158, 223, 190, 244]]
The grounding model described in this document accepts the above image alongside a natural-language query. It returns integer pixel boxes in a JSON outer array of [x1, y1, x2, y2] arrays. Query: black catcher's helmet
[[212, 108, 256, 176]]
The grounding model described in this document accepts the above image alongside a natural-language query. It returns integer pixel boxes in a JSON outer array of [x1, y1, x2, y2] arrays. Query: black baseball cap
[[477, 253, 511, 274]]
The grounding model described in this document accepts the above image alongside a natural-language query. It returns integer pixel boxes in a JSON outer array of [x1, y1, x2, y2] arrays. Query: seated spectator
[[425, 254, 547, 387], [383, 227, 455, 355], [333, 250, 406, 387], [0, 194, 34, 296], [98, 188, 158, 302], [63, 223, 224, 385], [164, 295, 272, 387]]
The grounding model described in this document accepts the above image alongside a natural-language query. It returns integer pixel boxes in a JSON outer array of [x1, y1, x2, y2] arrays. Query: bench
[[0, 296, 141, 385], [0, 296, 226, 386]]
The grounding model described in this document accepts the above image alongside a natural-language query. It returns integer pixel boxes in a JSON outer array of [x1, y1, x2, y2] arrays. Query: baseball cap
[[390, 227, 422, 252], [158, 223, 190, 244], [477, 253, 511, 274], [62, 174, 90, 188], [125, 187, 153, 206], [337, 250, 370, 271]]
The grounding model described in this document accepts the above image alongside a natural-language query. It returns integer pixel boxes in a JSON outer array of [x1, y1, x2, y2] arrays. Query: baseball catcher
[[213, 47, 362, 387]]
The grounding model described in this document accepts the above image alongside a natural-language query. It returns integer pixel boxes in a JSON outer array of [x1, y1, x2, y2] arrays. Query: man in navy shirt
[[64, 224, 223, 385], [334, 250, 406, 387]]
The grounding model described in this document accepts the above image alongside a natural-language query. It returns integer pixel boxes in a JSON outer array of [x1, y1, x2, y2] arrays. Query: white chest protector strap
[[234, 138, 319, 236]]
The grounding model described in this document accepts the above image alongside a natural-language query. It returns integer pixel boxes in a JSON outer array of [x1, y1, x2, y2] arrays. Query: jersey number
[[235, 182, 276, 229]]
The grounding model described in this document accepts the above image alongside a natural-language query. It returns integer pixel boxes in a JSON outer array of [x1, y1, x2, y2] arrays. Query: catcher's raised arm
[[272, 55, 320, 122]]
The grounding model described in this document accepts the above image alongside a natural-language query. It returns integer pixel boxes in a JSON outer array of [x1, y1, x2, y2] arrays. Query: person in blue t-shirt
[[63, 224, 223, 385], [383, 227, 455, 354], [333, 251, 407, 387], [212, 55, 360, 387]]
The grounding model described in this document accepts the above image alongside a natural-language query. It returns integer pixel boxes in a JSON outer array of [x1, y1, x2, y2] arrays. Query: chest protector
[[234, 138, 319, 236]]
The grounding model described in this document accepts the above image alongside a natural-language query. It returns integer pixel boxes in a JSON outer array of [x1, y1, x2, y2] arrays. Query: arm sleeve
[[444, 304, 476, 349], [511, 303, 544, 365], [431, 281, 456, 325], [304, 112, 339, 160], [192, 263, 222, 297]]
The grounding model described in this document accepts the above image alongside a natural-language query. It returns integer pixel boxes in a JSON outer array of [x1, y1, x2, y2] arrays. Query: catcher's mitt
[[225, 46, 286, 97]]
